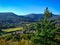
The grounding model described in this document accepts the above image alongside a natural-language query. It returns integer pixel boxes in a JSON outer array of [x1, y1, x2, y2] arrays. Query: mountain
[[0, 12, 35, 28], [0, 12, 60, 29], [25, 14, 44, 20], [50, 15, 60, 20], [25, 14, 60, 21]]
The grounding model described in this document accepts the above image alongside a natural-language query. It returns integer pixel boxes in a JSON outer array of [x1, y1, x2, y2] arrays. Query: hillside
[[25, 14, 44, 20], [0, 12, 60, 29], [0, 12, 35, 28]]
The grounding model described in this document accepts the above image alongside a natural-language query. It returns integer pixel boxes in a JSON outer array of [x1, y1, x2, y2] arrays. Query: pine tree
[[32, 7, 59, 45]]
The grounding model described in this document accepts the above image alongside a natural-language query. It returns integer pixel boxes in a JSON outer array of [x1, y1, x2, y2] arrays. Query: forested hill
[[0, 12, 34, 28], [0, 12, 60, 28]]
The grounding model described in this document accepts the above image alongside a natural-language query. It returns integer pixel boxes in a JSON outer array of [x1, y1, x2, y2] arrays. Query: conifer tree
[[32, 7, 59, 45]]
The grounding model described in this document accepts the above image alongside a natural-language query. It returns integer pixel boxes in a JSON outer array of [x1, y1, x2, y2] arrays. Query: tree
[[44, 7, 52, 18], [44, 7, 52, 24], [31, 7, 59, 45]]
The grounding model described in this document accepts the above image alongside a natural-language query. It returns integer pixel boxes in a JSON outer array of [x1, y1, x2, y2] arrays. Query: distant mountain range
[[0, 12, 60, 28]]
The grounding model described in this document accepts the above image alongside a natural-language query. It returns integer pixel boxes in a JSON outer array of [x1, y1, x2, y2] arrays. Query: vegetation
[[0, 7, 60, 45], [31, 7, 60, 45], [2, 27, 23, 32]]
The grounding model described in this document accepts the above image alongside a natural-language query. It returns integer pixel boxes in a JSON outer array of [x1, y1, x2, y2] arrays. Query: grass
[[2, 27, 23, 32]]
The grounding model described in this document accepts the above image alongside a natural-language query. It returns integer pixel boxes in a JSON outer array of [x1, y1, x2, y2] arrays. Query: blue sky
[[0, 0, 60, 15]]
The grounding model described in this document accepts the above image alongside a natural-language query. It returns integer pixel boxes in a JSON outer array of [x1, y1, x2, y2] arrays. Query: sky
[[0, 0, 60, 15]]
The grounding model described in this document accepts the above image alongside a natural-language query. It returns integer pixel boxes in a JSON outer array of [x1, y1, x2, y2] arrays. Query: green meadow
[[2, 27, 23, 32]]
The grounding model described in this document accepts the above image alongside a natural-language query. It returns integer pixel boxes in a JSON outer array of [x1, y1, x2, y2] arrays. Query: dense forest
[[0, 8, 60, 45]]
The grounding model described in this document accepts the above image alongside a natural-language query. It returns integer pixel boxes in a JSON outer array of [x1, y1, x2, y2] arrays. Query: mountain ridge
[[0, 12, 60, 28]]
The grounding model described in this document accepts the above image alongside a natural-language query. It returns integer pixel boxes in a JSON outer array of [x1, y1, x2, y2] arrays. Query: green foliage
[[44, 7, 52, 18], [44, 7, 52, 24], [12, 34, 21, 41], [31, 7, 59, 45], [0, 7, 60, 45], [5, 35, 12, 41]]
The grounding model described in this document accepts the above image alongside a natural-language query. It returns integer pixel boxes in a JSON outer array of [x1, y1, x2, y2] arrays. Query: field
[[2, 27, 23, 32]]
